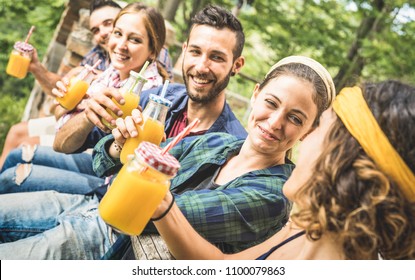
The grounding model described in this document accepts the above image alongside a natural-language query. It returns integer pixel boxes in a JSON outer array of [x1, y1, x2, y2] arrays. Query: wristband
[[151, 193, 175, 222], [113, 141, 123, 152]]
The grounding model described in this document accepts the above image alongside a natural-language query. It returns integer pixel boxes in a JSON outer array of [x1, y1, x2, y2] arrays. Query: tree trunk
[[162, 0, 182, 22], [156, 0, 166, 11], [333, 0, 387, 90]]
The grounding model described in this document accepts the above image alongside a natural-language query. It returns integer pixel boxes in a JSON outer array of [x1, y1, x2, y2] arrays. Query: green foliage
[[164, 0, 415, 90], [1, 0, 415, 153], [0, 0, 65, 152], [0, 95, 26, 150]]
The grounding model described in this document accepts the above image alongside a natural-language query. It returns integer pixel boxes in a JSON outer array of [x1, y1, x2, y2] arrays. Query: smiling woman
[[108, 3, 167, 80], [151, 78, 415, 260]]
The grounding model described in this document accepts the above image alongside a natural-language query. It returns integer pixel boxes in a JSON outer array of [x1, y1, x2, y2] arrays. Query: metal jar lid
[[149, 93, 172, 107], [134, 141, 180, 177]]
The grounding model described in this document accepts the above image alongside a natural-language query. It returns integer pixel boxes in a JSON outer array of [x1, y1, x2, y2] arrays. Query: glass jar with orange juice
[[56, 65, 95, 110], [6, 42, 34, 79], [102, 70, 147, 130], [120, 94, 171, 164], [99, 141, 180, 235]]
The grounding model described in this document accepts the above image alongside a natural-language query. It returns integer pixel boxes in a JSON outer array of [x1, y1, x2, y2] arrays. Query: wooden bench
[[131, 234, 174, 260]]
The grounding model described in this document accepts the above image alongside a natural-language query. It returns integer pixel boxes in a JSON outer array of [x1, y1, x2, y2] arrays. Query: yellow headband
[[333, 86, 415, 202], [267, 56, 336, 106]]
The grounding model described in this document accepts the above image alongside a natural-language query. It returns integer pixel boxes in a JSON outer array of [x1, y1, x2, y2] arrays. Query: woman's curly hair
[[291, 80, 415, 259]]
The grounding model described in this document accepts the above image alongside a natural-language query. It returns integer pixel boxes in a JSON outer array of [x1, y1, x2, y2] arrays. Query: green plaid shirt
[[94, 133, 294, 254]]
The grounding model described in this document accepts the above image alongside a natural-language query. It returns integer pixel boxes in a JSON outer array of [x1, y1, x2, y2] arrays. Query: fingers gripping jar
[[120, 94, 172, 164], [55, 66, 94, 110], [99, 141, 180, 235], [101, 70, 147, 130]]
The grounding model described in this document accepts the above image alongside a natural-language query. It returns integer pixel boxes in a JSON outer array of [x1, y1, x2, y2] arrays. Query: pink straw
[[83, 59, 102, 78], [161, 118, 200, 155], [91, 59, 102, 71], [24, 26, 35, 44]]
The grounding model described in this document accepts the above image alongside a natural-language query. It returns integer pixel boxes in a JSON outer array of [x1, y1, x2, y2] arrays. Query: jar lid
[[135, 141, 180, 177], [149, 94, 172, 107], [14, 41, 34, 53]]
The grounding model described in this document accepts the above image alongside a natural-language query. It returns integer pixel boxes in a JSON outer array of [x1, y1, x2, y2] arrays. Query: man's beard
[[183, 67, 232, 105], [98, 37, 109, 51]]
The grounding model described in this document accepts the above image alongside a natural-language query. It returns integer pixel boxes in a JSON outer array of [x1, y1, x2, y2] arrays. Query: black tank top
[[256, 230, 306, 260]]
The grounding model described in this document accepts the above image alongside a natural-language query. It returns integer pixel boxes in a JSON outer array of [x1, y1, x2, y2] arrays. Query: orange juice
[[56, 77, 89, 110], [99, 141, 180, 235], [98, 146, 177, 235], [102, 92, 140, 129], [6, 51, 31, 79], [120, 118, 164, 163]]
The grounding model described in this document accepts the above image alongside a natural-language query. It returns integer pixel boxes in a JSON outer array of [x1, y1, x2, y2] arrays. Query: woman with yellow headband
[[151, 80, 415, 259]]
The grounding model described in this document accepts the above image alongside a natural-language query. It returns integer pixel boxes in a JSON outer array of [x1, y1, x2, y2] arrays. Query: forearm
[[54, 105, 69, 120], [30, 62, 61, 96], [153, 193, 226, 260], [53, 111, 95, 153]]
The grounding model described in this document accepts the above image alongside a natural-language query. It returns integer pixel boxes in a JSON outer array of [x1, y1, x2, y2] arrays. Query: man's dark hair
[[190, 4, 245, 59], [90, 0, 121, 14]]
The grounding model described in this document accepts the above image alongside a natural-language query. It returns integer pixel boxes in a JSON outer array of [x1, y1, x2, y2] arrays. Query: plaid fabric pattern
[[98, 133, 294, 258], [167, 133, 294, 252], [80, 45, 109, 71], [157, 46, 173, 80]]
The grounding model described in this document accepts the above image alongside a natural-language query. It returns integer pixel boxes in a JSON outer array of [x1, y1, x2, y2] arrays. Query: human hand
[[51, 77, 70, 98], [28, 48, 41, 72], [84, 87, 124, 133], [112, 109, 144, 142], [151, 191, 175, 222]]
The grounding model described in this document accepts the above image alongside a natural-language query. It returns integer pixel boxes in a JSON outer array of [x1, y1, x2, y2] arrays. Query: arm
[[29, 49, 63, 96], [29, 49, 84, 97], [152, 192, 226, 260], [153, 192, 273, 260], [172, 181, 288, 247], [91, 110, 144, 176], [53, 111, 95, 153], [53, 87, 124, 153]]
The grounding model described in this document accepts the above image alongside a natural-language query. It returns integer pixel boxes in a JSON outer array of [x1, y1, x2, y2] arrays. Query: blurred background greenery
[[1, 0, 415, 156]]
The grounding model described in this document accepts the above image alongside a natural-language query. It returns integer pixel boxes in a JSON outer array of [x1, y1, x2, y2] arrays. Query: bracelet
[[151, 193, 175, 222], [113, 141, 123, 153]]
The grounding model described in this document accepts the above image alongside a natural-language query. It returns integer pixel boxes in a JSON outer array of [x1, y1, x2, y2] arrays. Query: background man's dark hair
[[190, 4, 245, 60], [90, 0, 121, 14]]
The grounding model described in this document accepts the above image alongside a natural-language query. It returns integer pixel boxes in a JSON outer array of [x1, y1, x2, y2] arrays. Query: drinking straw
[[90, 59, 102, 71], [81, 59, 102, 80], [129, 61, 150, 91], [24, 26, 35, 44], [160, 80, 169, 98], [153, 79, 170, 117], [139, 61, 150, 76], [161, 118, 200, 155], [128, 62, 150, 95]]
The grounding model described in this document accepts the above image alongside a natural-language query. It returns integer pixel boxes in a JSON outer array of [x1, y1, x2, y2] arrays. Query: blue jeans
[[1, 145, 94, 174], [0, 191, 113, 259], [0, 146, 105, 195]]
